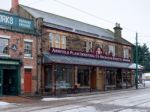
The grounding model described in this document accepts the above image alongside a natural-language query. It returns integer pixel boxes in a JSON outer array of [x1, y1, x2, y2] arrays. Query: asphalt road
[[1, 87, 150, 112]]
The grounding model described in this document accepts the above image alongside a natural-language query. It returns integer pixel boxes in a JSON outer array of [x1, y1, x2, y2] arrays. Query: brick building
[[9, 0, 143, 96], [0, 9, 38, 96]]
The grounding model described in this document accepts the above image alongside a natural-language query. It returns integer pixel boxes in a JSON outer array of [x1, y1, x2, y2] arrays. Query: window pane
[[61, 36, 66, 44], [0, 38, 9, 55], [49, 33, 54, 47], [109, 45, 115, 56], [61, 36, 66, 49], [124, 48, 129, 58], [55, 34, 60, 48], [24, 42, 32, 57]]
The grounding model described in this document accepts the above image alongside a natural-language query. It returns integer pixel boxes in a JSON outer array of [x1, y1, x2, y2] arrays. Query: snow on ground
[[0, 101, 10, 106], [145, 81, 150, 87], [42, 97, 75, 101], [62, 106, 98, 112], [119, 109, 147, 112]]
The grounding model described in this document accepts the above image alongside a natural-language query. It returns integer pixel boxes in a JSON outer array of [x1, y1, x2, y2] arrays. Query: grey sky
[[1, 0, 150, 47]]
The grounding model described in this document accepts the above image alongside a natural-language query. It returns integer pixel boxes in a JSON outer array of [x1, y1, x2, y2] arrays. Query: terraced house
[[0, 9, 37, 96], [10, 0, 141, 96]]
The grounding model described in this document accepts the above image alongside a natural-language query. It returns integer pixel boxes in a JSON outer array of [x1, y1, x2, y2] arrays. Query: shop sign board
[[0, 12, 34, 30], [50, 48, 131, 63], [0, 60, 19, 65]]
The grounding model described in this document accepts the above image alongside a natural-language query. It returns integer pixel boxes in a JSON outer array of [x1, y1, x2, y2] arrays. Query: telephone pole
[[135, 32, 138, 89]]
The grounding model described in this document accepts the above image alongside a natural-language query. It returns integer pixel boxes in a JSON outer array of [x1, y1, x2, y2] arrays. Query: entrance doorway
[[3, 69, 19, 95]]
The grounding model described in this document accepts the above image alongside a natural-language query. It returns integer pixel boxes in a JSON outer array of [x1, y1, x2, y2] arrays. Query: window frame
[[24, 39, 33, 58], [49, 32, 67, 49], [0, 35, 10, 57], [124, 48, 129, 59], [108, 45, 115, 56]]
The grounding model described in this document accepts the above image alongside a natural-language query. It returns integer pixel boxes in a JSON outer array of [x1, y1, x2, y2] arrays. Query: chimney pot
[[114, 23, 122, 38], [11, 0, 19, 12]]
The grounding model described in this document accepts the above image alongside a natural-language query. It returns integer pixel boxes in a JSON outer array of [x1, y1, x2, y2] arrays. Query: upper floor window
[[24, 41, 32, 57], [49, 33, 66, 49], [49, 33, 54, 48], [84, 41, 93, 52], [55, 34, 60, 48], [108, 45, 115, 56], [0, 37, 9, 55], [124, 48, 129, 58], [61, 35, 66, 49]]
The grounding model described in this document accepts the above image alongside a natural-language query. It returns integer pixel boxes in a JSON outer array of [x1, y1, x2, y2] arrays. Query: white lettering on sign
[[50, 48, 131, 63], [0, 14, 13, 25], [19, 19, 31, 28]]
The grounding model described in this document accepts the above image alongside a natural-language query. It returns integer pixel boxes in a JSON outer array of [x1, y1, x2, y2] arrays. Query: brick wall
[[0, 29, 37, 94]]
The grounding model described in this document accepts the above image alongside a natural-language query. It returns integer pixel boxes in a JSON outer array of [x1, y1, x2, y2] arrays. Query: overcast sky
[[1, 0, 150, 48]]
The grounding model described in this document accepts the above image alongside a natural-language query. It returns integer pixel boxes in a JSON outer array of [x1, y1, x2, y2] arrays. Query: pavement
[[0, 85, 149, 112]]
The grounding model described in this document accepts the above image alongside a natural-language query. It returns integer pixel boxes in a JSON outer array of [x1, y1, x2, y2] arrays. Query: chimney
[[114, 23, 122, 38], [11, 0, 19, 13]]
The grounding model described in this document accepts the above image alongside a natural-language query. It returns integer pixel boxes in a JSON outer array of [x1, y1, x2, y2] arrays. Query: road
[[1, 87, 150, 112]]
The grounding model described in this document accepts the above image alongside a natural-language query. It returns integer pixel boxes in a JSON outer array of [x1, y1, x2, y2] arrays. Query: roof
[[43, 53, 133, 69], [20, 5, 115, 41]]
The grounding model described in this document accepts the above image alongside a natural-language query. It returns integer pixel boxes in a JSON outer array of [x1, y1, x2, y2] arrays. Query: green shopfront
[[0, 58, 21, 96]]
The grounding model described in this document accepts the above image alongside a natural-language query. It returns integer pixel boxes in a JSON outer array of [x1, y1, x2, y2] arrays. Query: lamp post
[[135, 32, 138, 89]]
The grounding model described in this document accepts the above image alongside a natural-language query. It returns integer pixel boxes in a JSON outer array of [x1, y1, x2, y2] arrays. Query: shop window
[[56, 65, 73, 88], [108, 45, 115, 56], [0, 38, 9, 55], [45, 66, 52, 91], [24, 42, 32, 57], [105, 70, 116, 85], [124, 48, 129, 58], [77, 68, 89, 87]]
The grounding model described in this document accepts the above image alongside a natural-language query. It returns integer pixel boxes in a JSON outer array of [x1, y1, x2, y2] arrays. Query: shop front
[[0, 58, 21, 96], [42, 48, 134, 95]]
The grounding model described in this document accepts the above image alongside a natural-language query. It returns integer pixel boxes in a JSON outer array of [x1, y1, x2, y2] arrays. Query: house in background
[[6, 0, 143, 96]]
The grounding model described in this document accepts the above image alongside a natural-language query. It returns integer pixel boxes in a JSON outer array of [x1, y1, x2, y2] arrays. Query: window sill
[[24, 57, 33, 59]]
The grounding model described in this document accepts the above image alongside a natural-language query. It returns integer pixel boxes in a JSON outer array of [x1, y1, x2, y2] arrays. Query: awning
[[43, 53, 133, 69]]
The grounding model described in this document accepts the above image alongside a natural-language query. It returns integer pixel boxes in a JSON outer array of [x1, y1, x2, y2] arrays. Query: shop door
[[3, 69, 19, 95], [90, 68, 96, 89], [0, 70, 3, 96], [24, 70, 32, 93]]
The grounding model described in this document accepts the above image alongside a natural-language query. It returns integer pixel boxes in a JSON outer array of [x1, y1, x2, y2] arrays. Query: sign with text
[[50, 48, 131, 63], [0, 12, 34, 30]]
